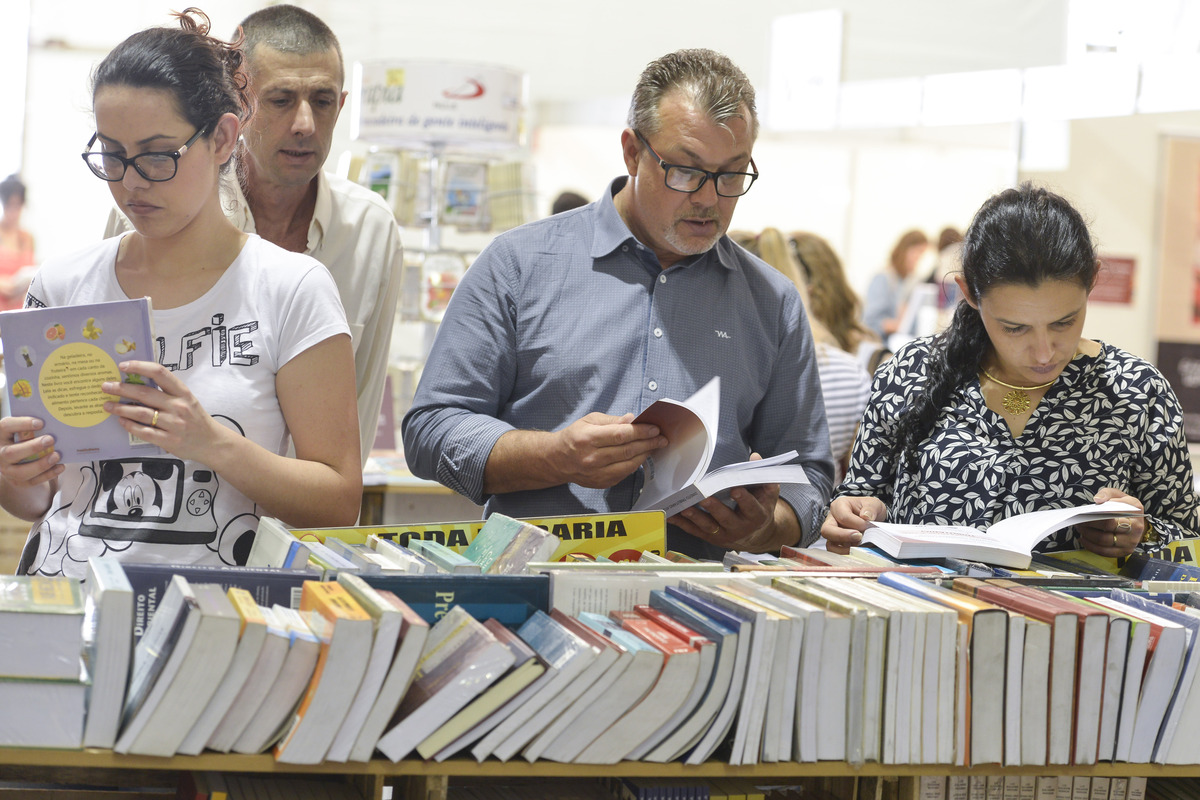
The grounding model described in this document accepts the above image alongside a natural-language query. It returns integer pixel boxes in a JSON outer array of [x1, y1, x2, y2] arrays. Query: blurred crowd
[[727, 226, 963, 480]]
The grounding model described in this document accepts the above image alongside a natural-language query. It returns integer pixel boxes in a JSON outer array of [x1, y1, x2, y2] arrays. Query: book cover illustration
[[0, 297, 160, 462]]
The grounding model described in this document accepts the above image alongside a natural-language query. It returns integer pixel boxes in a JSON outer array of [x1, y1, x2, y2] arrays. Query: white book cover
[[861, 501, 1142, 569], [630, 376, 807, 517], [115, 582, 241, 756], [81, 556, 133, 750], [175, 587, 268, 756], [469, 610, 597, 762], [323, 573, 406, 763], [205, 605, 291, 753]]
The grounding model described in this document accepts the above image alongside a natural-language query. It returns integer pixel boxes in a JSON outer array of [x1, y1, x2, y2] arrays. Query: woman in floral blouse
[[821, 184, 1197, 556]]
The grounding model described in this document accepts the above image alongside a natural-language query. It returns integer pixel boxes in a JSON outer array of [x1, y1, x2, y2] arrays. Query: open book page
[[633, 376, 719, 509], [863, 500, 1142, 568], [985, 500, 1144, 552]]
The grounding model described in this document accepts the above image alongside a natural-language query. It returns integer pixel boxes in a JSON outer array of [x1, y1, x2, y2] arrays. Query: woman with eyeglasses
[[0, 9, 361, 577]]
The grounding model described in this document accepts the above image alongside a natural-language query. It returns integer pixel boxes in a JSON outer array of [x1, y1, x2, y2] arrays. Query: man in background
[[403, 49, 833, 559], [107, 5, 403, 465]]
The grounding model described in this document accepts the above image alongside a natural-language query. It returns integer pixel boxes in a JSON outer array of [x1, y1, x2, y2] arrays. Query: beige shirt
[[105, 170, 404, 465]]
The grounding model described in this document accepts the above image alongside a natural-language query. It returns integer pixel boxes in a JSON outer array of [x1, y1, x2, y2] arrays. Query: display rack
[[350, 59, 532, 438]]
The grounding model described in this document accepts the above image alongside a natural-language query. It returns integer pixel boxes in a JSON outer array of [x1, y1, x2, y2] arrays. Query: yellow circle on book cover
[[38, 341, 120, 427]]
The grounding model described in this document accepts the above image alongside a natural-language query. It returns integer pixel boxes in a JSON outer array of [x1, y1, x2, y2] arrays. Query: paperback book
[[0, 297, 161, 462], [859, 501, 1143, 569], [630, 376, 809, 517]]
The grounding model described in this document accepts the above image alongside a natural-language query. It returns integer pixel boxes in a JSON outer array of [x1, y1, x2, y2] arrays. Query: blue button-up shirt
[[402, 177, 834, 557]]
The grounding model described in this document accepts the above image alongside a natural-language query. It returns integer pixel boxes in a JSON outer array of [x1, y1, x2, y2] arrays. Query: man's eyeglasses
[[634, 129, 758, 198], [81, 125, 209, 182]]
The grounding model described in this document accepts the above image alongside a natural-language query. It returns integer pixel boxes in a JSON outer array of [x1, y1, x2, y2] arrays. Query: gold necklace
[[980, 368, 1058, 415]]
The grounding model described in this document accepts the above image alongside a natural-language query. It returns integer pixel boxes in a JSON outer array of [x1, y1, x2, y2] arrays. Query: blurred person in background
[[929, 225, 965, 323], [751, 228, 870, 480], [0, 175, 35, 311], [789, 231, 888, 374], [862, 228, 928, 340], [550, 190, 589, 215]]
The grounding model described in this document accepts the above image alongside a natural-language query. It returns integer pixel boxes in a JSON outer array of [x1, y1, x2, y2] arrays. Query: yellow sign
[[39, 342, 119, 427], [291, 510, 667, 562]]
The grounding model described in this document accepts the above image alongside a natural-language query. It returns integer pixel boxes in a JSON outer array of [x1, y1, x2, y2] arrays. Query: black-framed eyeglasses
[[81, 125, 209, 182], [634, 129, 758, 197]]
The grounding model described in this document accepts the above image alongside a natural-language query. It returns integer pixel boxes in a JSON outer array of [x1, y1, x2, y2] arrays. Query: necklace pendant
[[1002, 389, 1031, 415]]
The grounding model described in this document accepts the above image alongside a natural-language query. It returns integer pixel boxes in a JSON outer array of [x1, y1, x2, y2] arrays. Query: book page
[[633, 376, 719, 509], [985, 500, 1143, 553]]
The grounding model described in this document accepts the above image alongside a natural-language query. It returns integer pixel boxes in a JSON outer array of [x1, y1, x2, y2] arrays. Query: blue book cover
[[119, 561, 313, 643], [361, 573, 549, 630], [1119, 553, 1200, 583]]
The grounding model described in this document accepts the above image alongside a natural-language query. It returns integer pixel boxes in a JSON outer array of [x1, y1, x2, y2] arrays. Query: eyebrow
[[97, 132, 181, 149], [994, 305, 1085, 326], [671, 144, 753, 172]]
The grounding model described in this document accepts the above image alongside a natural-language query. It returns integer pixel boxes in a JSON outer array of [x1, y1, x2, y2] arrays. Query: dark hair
[[551, 191, 588, 215], [889, 229, 929, 273], [92, 8, 249, 140], [890, 183, 1099, 465], [628, 49, 758, 140], [238, 4, 343, 85], [0, 175, 25, 206]]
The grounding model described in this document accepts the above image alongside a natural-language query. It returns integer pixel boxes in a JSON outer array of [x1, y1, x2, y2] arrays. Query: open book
[[631, 376, 809, 517], [860, 500, 1144, 569], [0, 297, 160, 461]]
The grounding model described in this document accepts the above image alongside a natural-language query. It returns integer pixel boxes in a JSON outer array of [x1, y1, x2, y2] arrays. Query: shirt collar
[[222, 158, 329, 254], [590, 176, 733, 271]]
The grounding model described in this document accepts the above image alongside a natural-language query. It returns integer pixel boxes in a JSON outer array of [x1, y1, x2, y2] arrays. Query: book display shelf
[[352, 60, 534, 449], [0, 750, 1195, 800]]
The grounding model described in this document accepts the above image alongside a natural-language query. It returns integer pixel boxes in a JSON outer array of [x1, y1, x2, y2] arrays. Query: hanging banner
[[351, 59, 527, 150]]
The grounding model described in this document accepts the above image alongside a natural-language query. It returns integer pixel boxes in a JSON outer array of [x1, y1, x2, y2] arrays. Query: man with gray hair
[[403, 49, 833, 558], [107, 5, 402, 466]]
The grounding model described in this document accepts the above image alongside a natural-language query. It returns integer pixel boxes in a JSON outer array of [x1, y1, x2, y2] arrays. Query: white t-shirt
[[17, 234, 349, 578], [106, 170, 403, 463]]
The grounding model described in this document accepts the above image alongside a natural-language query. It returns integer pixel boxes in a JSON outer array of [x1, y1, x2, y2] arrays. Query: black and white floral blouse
[[837, 337, 1198, 552]]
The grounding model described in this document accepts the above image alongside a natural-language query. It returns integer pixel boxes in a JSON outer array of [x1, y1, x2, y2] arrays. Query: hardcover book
[[0, 297, 161, 462], [630, 376, 809, 516]]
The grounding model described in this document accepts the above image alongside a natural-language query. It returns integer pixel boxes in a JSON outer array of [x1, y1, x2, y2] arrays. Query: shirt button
[[648, 381, 658, 391], [653, 328, 663, 338], [659, 274, 667, 284], [622, 245, 629, 252]]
